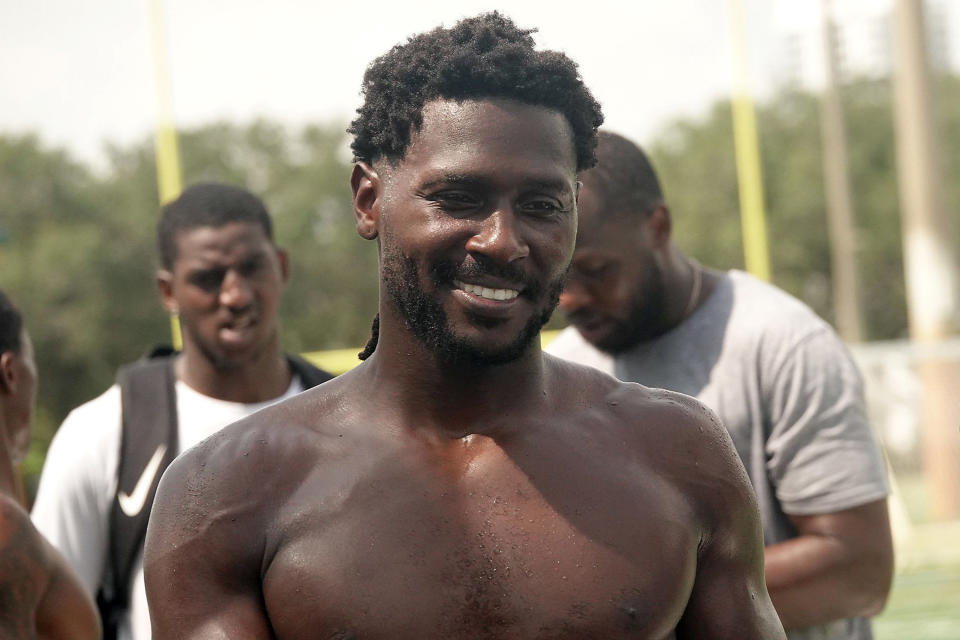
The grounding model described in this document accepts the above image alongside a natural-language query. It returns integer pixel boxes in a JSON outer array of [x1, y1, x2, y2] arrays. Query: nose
[[464, 209, 529, 264], [219, 269, 254, 310], [558, 278, 591, 313]]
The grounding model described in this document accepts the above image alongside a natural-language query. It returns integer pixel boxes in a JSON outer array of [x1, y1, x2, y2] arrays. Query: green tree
[[4, 76, 959, 497], [0, 122, 377, 496], [649, 78, 921, 341]]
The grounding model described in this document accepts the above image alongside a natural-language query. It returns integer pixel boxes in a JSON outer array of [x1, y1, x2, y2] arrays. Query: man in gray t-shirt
[[547, 131, 892, 640]]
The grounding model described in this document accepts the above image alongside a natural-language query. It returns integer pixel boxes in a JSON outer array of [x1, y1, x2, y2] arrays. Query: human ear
[[0, 352, 16, 395], [156, 270, 178, 314], [351, 162, 382, 241], [647, 204, 673, 248], [275, 248, 290, 284]]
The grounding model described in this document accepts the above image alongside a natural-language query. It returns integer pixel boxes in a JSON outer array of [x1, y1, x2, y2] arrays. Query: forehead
[[394, 98, 578, 183], [172, 222, 271, 267]]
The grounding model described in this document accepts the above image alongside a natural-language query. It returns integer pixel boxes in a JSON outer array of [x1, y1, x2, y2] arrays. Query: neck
[[176, 336, 291, 403], [660, 248, 711, 332], [361, 312, 550, 440], [0, 425, 19, 500]]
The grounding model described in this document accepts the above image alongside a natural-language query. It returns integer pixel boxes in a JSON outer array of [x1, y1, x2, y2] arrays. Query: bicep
[[144, 459, 273, 639], [771, 499, 893, 591], [677, 504, 785, 639], [789, 499, 892, 556], [670, 402, 786, 639]]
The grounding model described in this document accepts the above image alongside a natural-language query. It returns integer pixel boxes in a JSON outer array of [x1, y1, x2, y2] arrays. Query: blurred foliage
[[1, 75, 958, 496], [0, 121, 377, 496], [651, 74, 959, 340]]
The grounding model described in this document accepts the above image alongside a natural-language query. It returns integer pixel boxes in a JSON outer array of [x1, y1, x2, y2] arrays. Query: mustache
[[432, 256, 540, 297]]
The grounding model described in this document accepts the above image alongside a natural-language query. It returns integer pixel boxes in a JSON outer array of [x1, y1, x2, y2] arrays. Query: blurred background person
[[0, 289, 100, 639], [31, 183, 333, 640], [548, 131, 894, 639]]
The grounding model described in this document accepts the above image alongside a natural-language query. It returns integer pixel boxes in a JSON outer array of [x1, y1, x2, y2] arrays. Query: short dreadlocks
[[348, 12, 604, 171]]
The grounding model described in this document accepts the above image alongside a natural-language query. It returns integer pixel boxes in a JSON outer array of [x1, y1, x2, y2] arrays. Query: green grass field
[[873, 520, 960, 640]]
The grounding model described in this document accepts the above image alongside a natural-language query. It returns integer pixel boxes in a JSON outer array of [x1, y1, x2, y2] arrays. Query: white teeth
[[454, 280, 519, 301]]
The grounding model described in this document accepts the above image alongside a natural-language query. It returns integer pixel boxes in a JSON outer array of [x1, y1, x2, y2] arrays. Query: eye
[[426, 191, 482, 213], [238, 256, 265, 278], [519, 197, 569, 218], [187, 269, 225, 292]]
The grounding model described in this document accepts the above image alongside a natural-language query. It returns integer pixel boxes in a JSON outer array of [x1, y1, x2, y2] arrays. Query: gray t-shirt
[[547, 270, 888, 640]]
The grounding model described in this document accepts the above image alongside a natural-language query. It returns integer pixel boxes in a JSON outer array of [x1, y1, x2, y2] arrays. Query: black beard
[[381, 246, 564, 367], [574, 260, 668, 355]]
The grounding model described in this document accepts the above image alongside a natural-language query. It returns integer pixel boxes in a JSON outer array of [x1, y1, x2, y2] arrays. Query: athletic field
[[874, 520, 960, 639]]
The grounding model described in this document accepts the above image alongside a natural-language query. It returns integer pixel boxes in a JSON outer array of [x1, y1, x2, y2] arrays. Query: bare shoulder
[[0, 494, 46, 576], [147, 375, 361, 561], [155, 378, 350, 522], [143, 374, 369, 636], [0, 496, 100, 639], [548, 358, 783, 638], [548, 356, 756, 523]]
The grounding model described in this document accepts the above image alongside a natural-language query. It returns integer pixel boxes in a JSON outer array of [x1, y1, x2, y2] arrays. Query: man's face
[[3, 329, 37, 463], [158, 222, 288, 370], [373, 99, 578, 366], [558, 180, 667, 354]]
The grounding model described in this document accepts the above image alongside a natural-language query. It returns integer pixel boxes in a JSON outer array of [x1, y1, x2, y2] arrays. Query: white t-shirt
[[31, 377, 304, 640]]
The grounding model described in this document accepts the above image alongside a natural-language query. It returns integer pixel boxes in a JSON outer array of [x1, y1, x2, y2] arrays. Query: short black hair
[[584, 130, 664, 219], [0, 290, 23, 356], [348, 12, 603, 171], [157, 182, 274, 269]]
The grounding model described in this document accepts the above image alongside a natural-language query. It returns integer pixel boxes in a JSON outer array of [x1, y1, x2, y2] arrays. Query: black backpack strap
[[286, 353, 334, 389], [96, 352, 328, 637], [98, 356, 178, 640]]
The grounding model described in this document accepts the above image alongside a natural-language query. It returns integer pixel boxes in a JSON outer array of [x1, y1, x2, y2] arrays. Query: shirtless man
[[0, 290, 100, 639], [144, 13, 786, 638]]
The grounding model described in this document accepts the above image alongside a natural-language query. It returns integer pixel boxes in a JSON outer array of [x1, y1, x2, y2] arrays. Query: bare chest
[[262, 462, 699, 639]]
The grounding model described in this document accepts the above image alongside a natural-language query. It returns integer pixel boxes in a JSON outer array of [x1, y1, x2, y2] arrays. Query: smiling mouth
[[222, 315, 257, 334], [453, 280, 520, 301]]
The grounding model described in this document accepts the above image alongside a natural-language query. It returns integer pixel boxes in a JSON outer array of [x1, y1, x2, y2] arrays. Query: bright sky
[[2, 0, 952, 168]]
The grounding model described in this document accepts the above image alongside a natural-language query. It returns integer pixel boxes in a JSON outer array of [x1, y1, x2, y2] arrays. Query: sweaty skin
[[0, 329, 99, 639], [145, 361, 783, 639], [0, 494, 100, 639], [145, 98, 785, 639], [558, 136, 893, 630]]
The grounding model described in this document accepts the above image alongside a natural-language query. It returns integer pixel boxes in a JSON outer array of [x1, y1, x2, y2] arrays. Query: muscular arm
[[762, 329, 893, 628], [143, 437, 273, 638], [765, 499, 893, 630], [676, 483, 785, 638], [655, 395, 785, 639]]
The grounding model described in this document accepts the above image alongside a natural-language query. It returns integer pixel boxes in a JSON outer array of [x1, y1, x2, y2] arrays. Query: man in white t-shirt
[[31, 183, 333, 640], [546, 131, 893, 639]]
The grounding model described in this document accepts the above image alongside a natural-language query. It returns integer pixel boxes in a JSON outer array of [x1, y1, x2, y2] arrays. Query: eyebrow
[[523, 177, 575, 194], [419, 174, 490, 191], [419, 174, 574, 194]]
